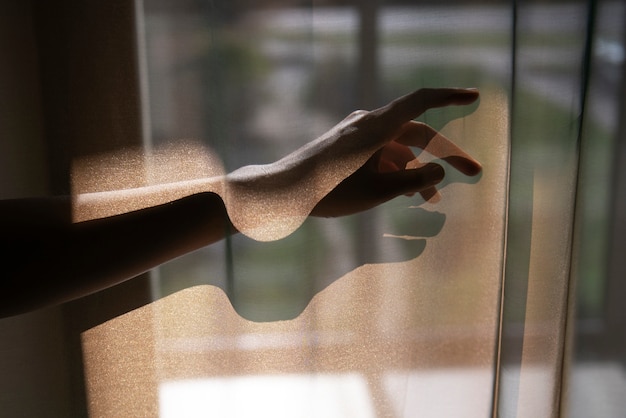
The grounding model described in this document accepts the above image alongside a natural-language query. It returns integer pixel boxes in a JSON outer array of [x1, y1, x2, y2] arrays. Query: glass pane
[[496, 2, 591, 417], [567, 1, 626, 417], [77, 1, 626, 417], [81, 1, 511, 416]]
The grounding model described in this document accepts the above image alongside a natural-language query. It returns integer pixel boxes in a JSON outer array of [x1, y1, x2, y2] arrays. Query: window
[[1, 1, 624, 417]]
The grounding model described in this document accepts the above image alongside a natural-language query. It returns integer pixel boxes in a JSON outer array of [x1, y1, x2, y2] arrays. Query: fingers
[[375, 141, 416, 173], [396, 121, 482, 176], [376, 163, 445, 201], [373, 88, 479, 128], [321, 88, 478, 166], [403, 159, 442, 203]]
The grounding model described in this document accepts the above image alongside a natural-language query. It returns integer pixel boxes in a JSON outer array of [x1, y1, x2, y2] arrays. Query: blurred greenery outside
[[278, 32, 582, 52], [154, 10, 613, 323]]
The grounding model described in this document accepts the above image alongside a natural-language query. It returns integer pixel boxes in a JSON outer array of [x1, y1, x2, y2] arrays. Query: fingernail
[[456, 88, 479, 96], [449, 88, 479, 103]]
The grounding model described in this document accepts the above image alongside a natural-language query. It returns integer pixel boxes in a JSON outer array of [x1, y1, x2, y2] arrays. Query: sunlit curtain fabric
[[2, 0, 624, 417], [81, 2, 507, 416], [79, 1, 626, 417]]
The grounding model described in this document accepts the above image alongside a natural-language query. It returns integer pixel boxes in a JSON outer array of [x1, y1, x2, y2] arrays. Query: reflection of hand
[[309, 88, 482, 217]]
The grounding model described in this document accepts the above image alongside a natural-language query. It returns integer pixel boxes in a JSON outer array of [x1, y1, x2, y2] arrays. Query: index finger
[[397, 121, 482, 176], [373, 88, 480, 128]]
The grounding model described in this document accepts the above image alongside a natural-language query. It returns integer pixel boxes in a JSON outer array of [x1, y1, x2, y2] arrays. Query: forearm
[[1, 192, 234, 317]]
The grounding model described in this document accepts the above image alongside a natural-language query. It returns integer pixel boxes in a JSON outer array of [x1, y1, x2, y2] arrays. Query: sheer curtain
[[0, 1, 624, 417]]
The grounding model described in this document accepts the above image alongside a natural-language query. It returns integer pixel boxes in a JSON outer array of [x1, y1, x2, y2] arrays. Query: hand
[[312, 116, 482, 217], [226, 88, 481, 239]]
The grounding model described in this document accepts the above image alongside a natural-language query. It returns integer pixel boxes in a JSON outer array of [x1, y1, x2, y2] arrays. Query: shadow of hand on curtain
[[227, 165, 482, 322]]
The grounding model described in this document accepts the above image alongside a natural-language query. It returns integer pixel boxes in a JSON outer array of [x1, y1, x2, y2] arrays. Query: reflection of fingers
[[419, 187, 442, 203], [395, 122, 437, 148], [375, 88, 479, 127], [397, 121, 481, 176], [377, 163, 444, 200]]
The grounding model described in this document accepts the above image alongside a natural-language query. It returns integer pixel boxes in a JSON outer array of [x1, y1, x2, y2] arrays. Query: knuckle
[[348, 109, 369, 119], [340, 110, 376, 132]]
